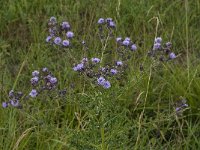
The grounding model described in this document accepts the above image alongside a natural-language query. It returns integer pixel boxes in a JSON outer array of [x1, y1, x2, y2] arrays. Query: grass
[[1, 0, 200, 149]]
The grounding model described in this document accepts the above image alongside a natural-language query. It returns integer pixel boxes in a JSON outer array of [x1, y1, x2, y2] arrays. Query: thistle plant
[[2, 67, 66, 109], [44, 16, 139, 89]]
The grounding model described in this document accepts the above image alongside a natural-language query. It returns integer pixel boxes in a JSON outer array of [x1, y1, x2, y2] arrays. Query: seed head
[[49, 16, 57, 23], [106, 18, 113, 23]]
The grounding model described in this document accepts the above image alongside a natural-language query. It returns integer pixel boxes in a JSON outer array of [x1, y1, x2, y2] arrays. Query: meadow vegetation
[[1, 0, 200, 149]]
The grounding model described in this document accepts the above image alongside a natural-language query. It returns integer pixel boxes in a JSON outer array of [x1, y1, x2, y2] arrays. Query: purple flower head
[[106, 18, 113, 23], [116, 61, 123, 66], [98, 18, 105, 24], [49, 16, 57, 22], [32, 70, 39, 77], [54, 37, 62, 45], [66, 31, 74, 39], [108, 21, 116, 28], [122, 40, 130, 46], [116, 37, 122, 43], [31, 76, 39, 85], [62, 40, 70, 47], [166, 42, 172, 48], [110, 69, 118, 75], [155, 37, 162, 43], [61, 21, 70, 30], [2, 102, 8, 108], [153, 43, 161, 50], [73, 63, 84, 71], [97, 77, 106, 85], [46, 36, 52, 42], [169, 52, 176, 59], [91, 58, 100, 63], [10, 100, 19, 107], [103, 80, 111, 89], [50, 77, 57, 84], [29, 89, 38, 98], [131, 44, 137, 51]]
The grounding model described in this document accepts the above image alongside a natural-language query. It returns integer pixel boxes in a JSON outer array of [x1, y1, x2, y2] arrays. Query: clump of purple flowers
[[71, 18, 138, 89], [117, 37, 137, 51], [148, 37, 177, 61], [97, 77, 111, 89], [73, 63, 84, 71], [97, 17, 116, 28], [97, 17, 116, 39], [2, 90, 23, 108], [30, 68, 58, 95], [73, 56, 125, 89], [2, 68, 67, 109], [46, 17, 74, 48]]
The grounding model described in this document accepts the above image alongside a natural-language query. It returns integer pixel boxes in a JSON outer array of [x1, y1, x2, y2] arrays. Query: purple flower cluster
[[73, 63, 84, 71], [148, 37, 177, 61], [97, 77, 111, 89], [97, 17, 116, 28], [30, 68, 58, 95], [71, 18, 137, 89], [46, 17, 74, 47], [73, 55, 125, 89], [116, 37, 137, 51], [2, 90, 23, 108], [2, 68, 67, 109], [153, 37, 162, 50], [97, 17, 116, 39], [45, 17, 140, 91]]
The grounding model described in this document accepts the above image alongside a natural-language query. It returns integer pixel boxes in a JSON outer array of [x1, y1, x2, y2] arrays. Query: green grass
[[1, 0, 200, 149]]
